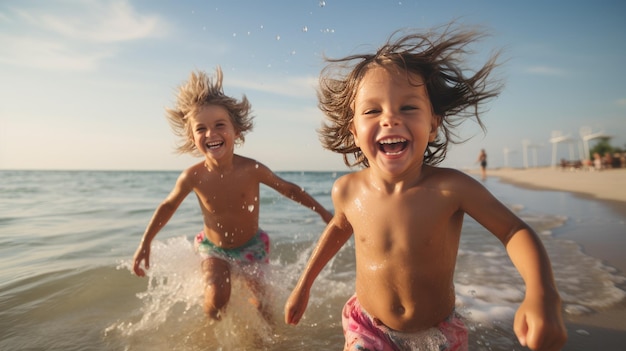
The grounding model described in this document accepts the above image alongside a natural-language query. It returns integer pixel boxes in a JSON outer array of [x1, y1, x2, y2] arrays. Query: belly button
[[396, 305, 406, 314]]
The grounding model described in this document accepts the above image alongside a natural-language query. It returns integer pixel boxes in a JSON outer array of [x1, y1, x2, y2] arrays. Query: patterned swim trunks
[[194, 229, 270, 264], [342, 294, 468, 351]]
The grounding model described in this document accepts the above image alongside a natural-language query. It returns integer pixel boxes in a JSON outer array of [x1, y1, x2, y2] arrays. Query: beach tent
[[580, 128, 612, 161], [549, 131, 576, 168]]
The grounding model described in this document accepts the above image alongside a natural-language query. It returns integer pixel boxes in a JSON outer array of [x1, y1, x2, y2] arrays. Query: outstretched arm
[[133, 171, 193, 277], [284, 215, 353, 325], [506, 228, 567, 351], [284, 177, 353, 325], [258, 165, 334, 223], [460, 173, 567, 351]]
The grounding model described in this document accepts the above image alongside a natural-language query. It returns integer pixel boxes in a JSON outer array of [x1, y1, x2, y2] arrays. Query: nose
[[204, 127, 215, 137], [380, 111, 400, 127]]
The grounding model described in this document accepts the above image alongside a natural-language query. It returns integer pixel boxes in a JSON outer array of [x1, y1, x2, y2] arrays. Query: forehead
[[359, 65, 425, 90], [190, 104, 231, 124]]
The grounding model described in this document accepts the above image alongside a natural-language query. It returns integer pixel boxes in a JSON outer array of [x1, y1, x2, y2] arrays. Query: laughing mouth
[[378, 137, 408, 155], [206, 140, 224, 150]]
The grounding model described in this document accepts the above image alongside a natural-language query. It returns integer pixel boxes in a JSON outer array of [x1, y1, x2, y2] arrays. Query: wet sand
[[468, 166, 626, 350]]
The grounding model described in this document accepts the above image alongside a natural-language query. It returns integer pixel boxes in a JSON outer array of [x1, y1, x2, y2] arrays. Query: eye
[[401, 105, 418, 111], [195, 126, 206, 133], [362, 108, 380, 115]]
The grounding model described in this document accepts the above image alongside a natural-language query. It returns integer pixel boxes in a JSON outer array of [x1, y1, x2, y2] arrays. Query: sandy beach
[[468, 166, 626, 350], [480, 167, 626, 215]]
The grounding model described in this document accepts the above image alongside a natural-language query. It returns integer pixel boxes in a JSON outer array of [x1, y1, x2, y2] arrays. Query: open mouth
[[206, 140, 224, 150], [378, 137, 408, 155]]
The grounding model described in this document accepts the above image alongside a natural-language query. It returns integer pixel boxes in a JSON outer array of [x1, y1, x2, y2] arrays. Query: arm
[[284, 215, 353, 325], [258, 165, 334, 223], [132, 171, 193, 277], [460, 174, 567, 350], [506, 227, 567, 351], [284, 179, 353, 325]]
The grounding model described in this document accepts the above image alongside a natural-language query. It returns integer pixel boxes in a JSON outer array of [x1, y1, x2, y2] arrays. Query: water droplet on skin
[[248, 205, 255, 212], [255, 164, 259, 168]]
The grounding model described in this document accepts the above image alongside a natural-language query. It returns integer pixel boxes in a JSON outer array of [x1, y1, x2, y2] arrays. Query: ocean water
[[0, 170, 624, 351]]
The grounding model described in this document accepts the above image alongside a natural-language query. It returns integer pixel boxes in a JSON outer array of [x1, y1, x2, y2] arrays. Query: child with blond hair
[[133, 67, 333, 320]]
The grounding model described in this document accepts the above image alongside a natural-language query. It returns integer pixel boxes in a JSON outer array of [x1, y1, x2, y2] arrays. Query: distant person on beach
[[133, 67, 333, 321], [593, 152, 603, 171], [284, 24, 567, 351], [477, 149, 488, 180]]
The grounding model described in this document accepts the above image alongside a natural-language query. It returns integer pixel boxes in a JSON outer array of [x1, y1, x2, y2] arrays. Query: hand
[[513, 294, 567, 351], [284, 286, 310, 325], [132, 243, 151, 277]]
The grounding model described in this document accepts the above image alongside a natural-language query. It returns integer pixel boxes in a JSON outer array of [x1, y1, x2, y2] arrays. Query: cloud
[[525, 65, 566, 76], [0, 0, 169, 71]]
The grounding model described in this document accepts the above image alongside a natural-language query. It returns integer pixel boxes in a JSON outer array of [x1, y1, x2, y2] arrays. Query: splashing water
[[109, 237, 276, 350]]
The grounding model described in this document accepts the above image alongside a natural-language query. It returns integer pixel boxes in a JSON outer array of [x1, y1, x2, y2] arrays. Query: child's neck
[[368, 163, 428, 193], [204, 155, 235, 174]]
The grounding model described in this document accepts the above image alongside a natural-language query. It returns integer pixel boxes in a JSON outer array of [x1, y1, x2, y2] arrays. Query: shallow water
[[0, 170, 624, 350]]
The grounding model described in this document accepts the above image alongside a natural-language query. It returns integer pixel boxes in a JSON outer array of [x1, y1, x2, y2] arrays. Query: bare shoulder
[[233, 154, 265, 170], [233, 155, 285, 188], [421, 166, 484, 192], [332, 171, 365, 199], [179, 162, 206, 182]]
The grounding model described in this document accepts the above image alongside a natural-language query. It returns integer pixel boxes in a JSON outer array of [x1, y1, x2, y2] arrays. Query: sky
[[1, 0, 625, 171]]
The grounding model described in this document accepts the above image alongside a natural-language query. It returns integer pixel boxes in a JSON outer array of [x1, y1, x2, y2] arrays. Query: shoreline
[[467, 166, 626, 349], [473, 167, 626, 217]]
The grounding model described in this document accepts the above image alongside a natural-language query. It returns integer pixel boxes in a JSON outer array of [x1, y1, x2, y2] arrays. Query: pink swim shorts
[[342, 294, 468, 351]]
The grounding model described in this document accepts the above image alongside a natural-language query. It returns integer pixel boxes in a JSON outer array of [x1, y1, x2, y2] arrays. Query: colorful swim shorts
[[194, 229, 270, 264], [342, 294, 468, 351]]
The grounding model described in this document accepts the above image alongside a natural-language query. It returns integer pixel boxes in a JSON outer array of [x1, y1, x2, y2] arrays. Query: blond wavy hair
[[318, 23, 503, 168], [165, 66, 254, 156]]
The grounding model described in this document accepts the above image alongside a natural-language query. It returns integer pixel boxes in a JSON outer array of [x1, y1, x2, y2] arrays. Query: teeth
[[379, 137, 407, 144], [206, 141, 223, 149]]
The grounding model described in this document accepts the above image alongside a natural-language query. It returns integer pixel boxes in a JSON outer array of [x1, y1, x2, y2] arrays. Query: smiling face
[[190, 104, 240, 166], [350, 65, 439, 176]]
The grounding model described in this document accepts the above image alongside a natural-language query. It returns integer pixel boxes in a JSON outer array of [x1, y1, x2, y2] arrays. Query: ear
[[428, 116, 441, 142], [349, 122, 360, 147]]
